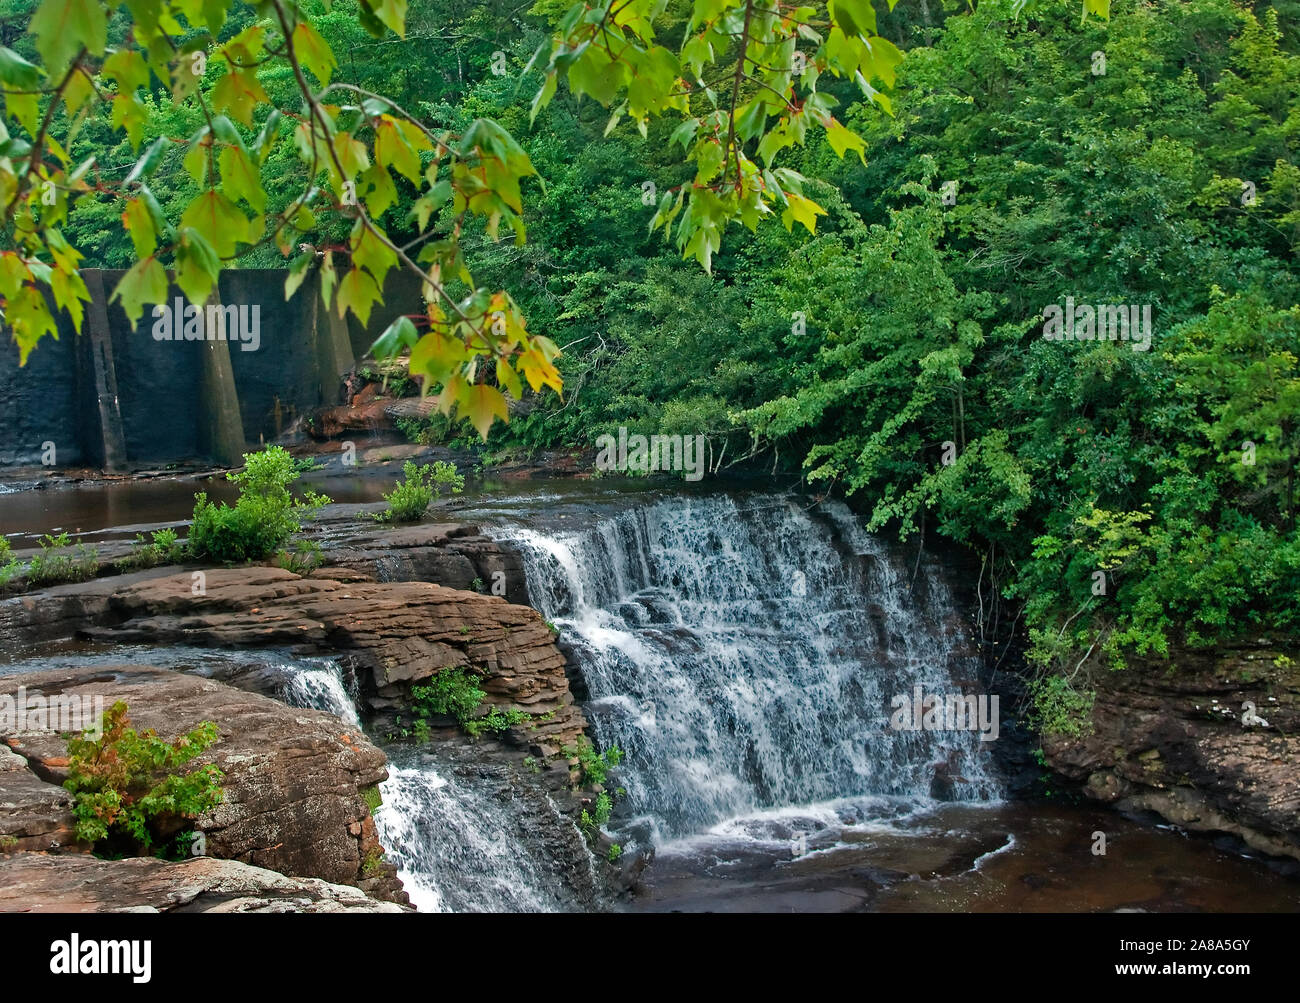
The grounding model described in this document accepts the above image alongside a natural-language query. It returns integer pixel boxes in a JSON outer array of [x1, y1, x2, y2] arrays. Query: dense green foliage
[[190, 445, 329, 562], [375, 458, 465, 522], [64, 700, 223, 858]]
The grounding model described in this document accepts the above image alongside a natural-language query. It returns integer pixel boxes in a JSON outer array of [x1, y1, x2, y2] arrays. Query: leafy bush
[[465, 707, 528, 737], [579, 792, 613, 838], [189, 446, 330, 563], [118, 528, 186, 570], [64, 701, 224, 859], [411, 668, 486, 726], [1026, 676, 1096, 739], [0, 537, 21, 586], [374, 460, 464, 523], [26, 533, 98, 585], [607, 843, 622, 862], [561, 737, 624, 787], [410, 667, 527, 738], [277, 538, 324, 575]]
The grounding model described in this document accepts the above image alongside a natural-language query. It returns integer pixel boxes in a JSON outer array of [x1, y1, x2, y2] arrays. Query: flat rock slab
[[0, 853, 406, 913]]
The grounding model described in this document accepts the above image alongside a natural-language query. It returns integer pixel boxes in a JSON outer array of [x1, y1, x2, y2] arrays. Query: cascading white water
[[271, 660, 592, 913], [494, 493, 1002, 843], [371, 753, 592, 913], [276, 659, 361, 729]]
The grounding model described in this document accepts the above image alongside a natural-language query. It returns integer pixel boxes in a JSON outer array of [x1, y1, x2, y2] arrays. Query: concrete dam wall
[[0, 267, 422, 470]]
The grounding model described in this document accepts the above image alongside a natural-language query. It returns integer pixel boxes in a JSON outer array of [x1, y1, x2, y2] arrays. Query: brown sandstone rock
[[0, 566, 586, 749], [0, 744, 77, 852], [0, 853, 407, 913], [0, 666, 407, 903]]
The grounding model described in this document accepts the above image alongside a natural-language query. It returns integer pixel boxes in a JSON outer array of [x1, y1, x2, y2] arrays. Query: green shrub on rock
[[375, 460, 464, 523], [64, 701, 224, 859], [26, 533, 98, 585], [190, 446, 329, 563]]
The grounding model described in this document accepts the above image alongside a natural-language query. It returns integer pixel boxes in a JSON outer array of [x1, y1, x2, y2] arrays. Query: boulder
[[0, 666, 407, 903]]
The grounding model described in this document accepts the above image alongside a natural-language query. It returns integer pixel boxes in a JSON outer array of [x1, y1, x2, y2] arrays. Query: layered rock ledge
[[0, 566, 587, 753], [1040, 643, 1300, 861]]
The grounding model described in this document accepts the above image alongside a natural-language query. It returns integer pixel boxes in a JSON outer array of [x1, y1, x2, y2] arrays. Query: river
[[1, 473, 1296, 911]]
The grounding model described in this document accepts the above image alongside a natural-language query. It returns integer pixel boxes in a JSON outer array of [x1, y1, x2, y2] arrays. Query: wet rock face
[[0, 853, 407, 913], [0, 666, 407, 904], [1039, 643, 1300, 860]]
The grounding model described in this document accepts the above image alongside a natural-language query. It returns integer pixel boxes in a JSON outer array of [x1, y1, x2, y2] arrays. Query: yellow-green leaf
[[370, 0, 408, 37], [109, 257, 168, 326], [180, 189, 250, 258], [517, 343, 562, 394], [219, 145, 266, 211], [8, 283, 59, 364], [349, 219, 398, 283], [284, 251, 314, 301], [51, 264, 89, 333], [174, 226, 220, 306], [374, 116, 421, 185], [122, 197, 157, 258], [781, 190, 827, 234], [31, 0, 107, 78], [496, 357, 522, 400], [293, 22, 337, 87], [410, 329, 467, 385], [336, 266, 381, 325], [211, 68, 268, 127], [824, 118, 867, 166], [458, 382, 509, 440], [103, 47, 148, 92]]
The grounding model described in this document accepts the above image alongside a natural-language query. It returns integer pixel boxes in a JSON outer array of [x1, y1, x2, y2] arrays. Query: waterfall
[[493, 493, 1003, 844], [275, 659, 361, 729], [372, 752, 594, 913], [272, 657, 592, 913]]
